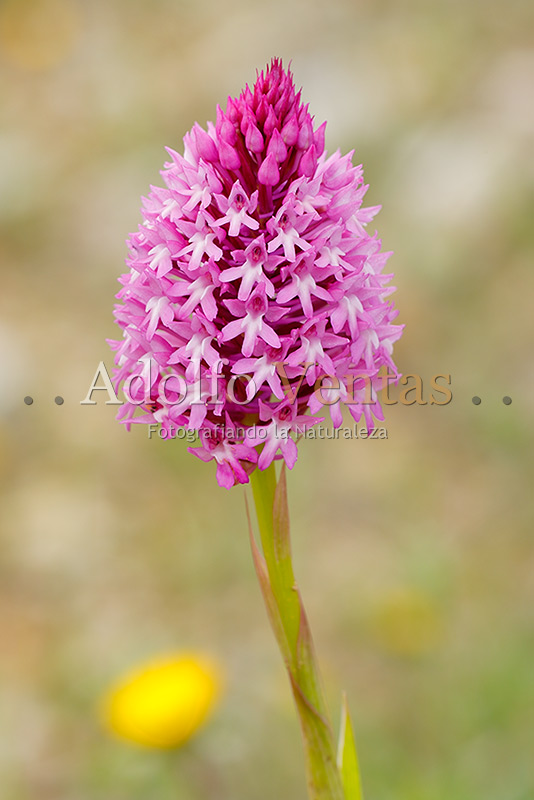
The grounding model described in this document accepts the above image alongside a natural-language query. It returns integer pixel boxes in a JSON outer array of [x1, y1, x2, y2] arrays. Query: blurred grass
[[1, 0, 534, 798]]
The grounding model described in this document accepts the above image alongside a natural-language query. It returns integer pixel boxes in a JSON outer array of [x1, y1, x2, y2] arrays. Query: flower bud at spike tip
[[281, 113, 299, 146], [221, 118, 237, 145], [298, 117, 314, 150], [298, 144, 317, 177], [313, 121, 326, 155], [194, 124, 218, 162], [218, 138, 241, 170], [264, 105, 277, 136], [267, 128, 288, 163], [246, 122, 264, 153], [258, 152, 280, 185]]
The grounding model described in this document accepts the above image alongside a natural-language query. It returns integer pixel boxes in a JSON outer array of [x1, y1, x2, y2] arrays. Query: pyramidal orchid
[[109, 58, 402, 489], [109, 60, 403, 800]]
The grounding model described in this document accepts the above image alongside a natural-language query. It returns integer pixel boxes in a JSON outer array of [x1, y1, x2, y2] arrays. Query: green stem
[[249, 464, 345, 800]]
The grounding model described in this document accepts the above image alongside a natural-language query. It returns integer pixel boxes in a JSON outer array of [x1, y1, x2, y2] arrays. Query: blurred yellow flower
[[101, 653, 223, 749], [371, 587, 443, 658]]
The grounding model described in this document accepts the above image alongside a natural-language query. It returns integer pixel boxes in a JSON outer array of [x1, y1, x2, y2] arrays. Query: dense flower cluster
[[109, 59, 402, 488]]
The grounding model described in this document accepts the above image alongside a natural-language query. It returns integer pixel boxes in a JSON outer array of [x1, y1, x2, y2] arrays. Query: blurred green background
[[1, 0, 533, 798]]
